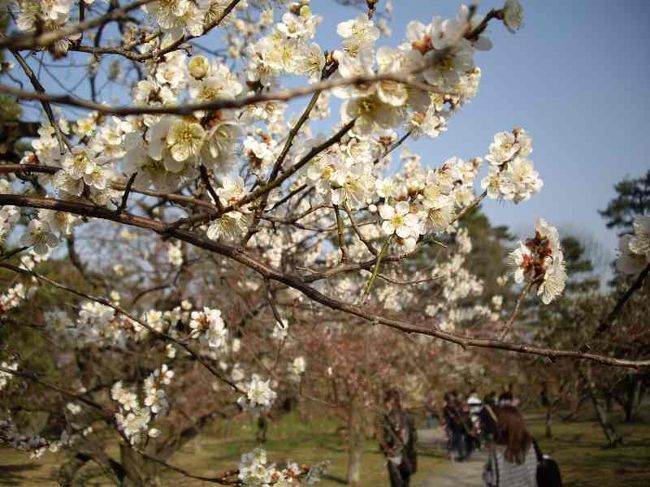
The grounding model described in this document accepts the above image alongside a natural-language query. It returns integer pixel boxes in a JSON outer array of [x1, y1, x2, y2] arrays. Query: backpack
[[533, 440, 563, 487]]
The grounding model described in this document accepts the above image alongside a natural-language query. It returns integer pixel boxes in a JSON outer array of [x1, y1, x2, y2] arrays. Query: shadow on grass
[[0, 463, 42, 486], [322, 473, 348, 484]]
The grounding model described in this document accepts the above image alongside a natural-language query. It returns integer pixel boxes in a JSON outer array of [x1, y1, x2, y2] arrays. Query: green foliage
[[0, 95, 22, 123], [0, 256, 96, 380], [561, 236, 599, 293], [599, 170, 650, 235], [0, 411, 448, 486], [530, 411, 650, 487], [461, 207, 514, 297]]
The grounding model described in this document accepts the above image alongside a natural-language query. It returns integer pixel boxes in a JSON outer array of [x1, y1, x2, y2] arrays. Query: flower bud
[[188, 56, 210, 79]]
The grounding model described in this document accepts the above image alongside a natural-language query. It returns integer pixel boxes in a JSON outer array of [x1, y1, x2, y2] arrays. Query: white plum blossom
[[238, 374, 277, 411], [0, 212, 15, 244], [66, 403, 82, 415], [167, 241, 183, 267], [21, 220, 59, 255], [206, 212, 249, 242], [507, 219, 567, 304], [271, 321, 289, 342], [144, 0, 205, 39], [288, 356, 306, 381], [616, 215, 650, 275], [336, 15, 380, 56], [628, 216, 650, 260], [508, 242, 532, 284], [486, 129, 532, 166], [0, 362, 18, 391], [189, 307, 228, 350], [379, 201, 421, 239], [482, 129, 542, 203], [503, 0, 525, 33], [111, 382, 139, 412], [144, 377, 168, 414], [166, 118, 206, 163]]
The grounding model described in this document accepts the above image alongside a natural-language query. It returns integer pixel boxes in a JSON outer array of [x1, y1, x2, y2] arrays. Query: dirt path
[[414, 428, 486, 487]]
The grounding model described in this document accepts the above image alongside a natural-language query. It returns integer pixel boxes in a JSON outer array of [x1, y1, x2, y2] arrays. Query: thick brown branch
[[2, 193, 647, 369], [0, 72, 443, 117]]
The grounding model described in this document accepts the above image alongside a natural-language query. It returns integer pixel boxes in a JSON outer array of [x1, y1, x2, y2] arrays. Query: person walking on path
[[443, 391, 467, 462], [379, 389, 418, 487], [423, 391, 438, 429], [480, 392, 498, 447], [483, 406, 538, 487], [498, 383, 519, 408], [468, 389, 483, 422], [467, 389, 483, 451]]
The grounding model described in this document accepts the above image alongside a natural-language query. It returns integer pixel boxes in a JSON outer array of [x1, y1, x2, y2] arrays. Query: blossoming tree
[[0, 0, 649, 485]]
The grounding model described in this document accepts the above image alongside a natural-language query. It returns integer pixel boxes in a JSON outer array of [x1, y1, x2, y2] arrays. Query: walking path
[[414, 429, 487, 487]]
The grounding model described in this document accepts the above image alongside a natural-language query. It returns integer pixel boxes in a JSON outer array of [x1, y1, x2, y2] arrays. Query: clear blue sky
[[313, 0, 650, 267], [15, 0, 650, 269]]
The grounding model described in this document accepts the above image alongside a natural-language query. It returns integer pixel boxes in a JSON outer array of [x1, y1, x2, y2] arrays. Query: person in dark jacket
[[379, 389, 417, 487], [479, 392, 498, 447], [443, 391, 467, 462]]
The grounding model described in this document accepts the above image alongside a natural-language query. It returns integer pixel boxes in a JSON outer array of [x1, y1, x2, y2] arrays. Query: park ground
[[1, 408, 650, 486]]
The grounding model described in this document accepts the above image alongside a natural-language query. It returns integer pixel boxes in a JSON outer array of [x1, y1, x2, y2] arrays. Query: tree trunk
[[568, 376, 581, 416], [57, 452, 91, 486], [545, 408, 552, 439], [585, 371, 621, 448], [604, 391, 613, 413], [346, 403, 364, 486], [120, 444, 161, 487], [623, 374, 642, 422]]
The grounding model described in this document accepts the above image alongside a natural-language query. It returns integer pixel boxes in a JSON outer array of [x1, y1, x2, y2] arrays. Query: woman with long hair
[[483, 405, 537, 486]]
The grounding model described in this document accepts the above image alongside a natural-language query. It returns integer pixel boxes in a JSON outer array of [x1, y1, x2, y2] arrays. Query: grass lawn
[[1, 409, 649, 485], [163, 413, 447, 486], [528, 412, 650, 487], [0, 412, 447, 486]]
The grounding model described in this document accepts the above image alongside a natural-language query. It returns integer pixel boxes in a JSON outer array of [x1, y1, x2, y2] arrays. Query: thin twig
[[333, 204, 349, 263], [360, 236, 392, 304], [500, 280, 533, 339], [116, 172, 137, 214], [199, 165, 223, 211]]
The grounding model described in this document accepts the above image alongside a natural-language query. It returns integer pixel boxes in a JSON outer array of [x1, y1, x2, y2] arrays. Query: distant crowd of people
[[380, 385, 561, 487], [426, 384, 520, 462]]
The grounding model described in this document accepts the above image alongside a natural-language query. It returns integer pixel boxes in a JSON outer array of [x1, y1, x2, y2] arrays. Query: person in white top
[[467, 389, 483, 423], [483, 405, 537, 487], [467, 389, 483, 451]]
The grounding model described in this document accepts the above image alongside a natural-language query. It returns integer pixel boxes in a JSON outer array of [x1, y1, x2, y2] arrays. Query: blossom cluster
[[0, 283, 32, 313], [12, 0, 79, 56], [112, 364, 174, 444], [189, 306, 229, 349], [0, 361, 18, 391], [617, 215, 650, 275], [238, 374, 277, 412], [11, 1, 535, 263], [238, 447, 324, 486], [480, 129, 542, 203], [423, 229, 496, 331], [508, 219, 567, 304], [0, 180, 19, 244], [0, 404, 93, 459], [287, 356, 306, 382], [144, 0, 237, 40]]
